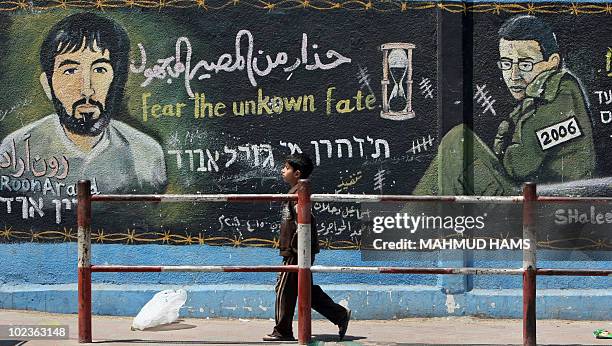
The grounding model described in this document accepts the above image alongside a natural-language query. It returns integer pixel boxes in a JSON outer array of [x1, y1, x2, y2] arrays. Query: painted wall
[[0, 2, 610, 319]]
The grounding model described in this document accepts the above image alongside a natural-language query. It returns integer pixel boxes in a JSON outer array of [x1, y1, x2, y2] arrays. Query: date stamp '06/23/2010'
[[0, 325, 69, 340]]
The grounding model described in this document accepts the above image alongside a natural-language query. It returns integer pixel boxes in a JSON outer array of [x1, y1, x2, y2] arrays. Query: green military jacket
[[493, 68, 596, 183]]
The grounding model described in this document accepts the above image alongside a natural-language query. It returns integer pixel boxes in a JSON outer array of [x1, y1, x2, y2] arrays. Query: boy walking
[[263, 153, 351, 342]]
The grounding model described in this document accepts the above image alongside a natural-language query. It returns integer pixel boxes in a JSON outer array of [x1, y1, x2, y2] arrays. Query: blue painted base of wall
[[1, 284, 611, 320], [0, 243, 610, 320]]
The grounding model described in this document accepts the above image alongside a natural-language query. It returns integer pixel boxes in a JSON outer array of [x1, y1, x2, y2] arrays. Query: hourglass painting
[[380, 43, 416, 120]]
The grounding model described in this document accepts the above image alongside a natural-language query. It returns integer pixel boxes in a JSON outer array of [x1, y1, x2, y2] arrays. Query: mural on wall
[[0, 4, 609, 251], [414, 14, 595, 196], [0, 8, 436, 246], [0, 13, 167, 196]]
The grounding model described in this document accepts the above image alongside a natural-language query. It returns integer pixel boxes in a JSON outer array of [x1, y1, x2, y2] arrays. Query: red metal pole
[[523, 267, 536, 346], [522, 182, 537, 346], [78, 180, 92, 343], [297, 179, 312, 345]]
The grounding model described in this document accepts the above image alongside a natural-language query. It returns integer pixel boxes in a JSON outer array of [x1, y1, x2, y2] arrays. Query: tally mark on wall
[[356, 64, 375, 96], [474, 84, 497, 116], [130, 31, 352, 98], [410, 135, 434, 154], [373, 168, 386, 193], [418, 78, 434, 99]]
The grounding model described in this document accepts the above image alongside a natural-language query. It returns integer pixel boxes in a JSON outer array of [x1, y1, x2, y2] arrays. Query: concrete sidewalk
[[0, 309, 610, 346]]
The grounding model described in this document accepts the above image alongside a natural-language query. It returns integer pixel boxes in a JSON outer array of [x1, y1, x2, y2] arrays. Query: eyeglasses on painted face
[[497, 59, 540, 72]]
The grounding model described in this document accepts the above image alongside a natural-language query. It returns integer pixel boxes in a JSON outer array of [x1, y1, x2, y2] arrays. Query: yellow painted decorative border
[[1, 227, 609, 250], [0, 1, 610, 14], [0, 227, 362, 249]]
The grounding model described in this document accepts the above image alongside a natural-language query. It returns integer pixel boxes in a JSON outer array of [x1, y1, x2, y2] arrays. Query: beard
[[52, 96, 112, 137]]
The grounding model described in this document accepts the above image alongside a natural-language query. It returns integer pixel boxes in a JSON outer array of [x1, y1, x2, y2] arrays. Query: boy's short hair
[[285, 153, 314, 179]]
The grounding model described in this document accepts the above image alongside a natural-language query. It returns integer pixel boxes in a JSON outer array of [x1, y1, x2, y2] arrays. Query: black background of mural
[[0, 8, 610, 250]]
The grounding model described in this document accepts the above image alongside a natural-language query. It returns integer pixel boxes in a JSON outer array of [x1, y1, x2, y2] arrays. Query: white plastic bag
[[131, 289, 187, 330]]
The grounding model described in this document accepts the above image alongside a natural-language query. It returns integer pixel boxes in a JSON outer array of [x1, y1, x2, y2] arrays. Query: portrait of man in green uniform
[[414, 15, 595, 196]]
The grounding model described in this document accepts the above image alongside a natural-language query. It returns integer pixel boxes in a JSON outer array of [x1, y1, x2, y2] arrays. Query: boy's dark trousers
[[273, 255, 346, 337]]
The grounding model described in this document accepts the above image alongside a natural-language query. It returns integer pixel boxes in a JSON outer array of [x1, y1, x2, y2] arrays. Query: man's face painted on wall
[[51, 40, 114, 136], [498, 39, 558, 101]]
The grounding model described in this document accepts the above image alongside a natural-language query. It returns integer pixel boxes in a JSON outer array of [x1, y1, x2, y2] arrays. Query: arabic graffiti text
[[130, 31, 352, 98]]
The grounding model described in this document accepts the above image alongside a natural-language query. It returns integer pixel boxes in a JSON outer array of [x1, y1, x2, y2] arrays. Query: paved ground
[[0, 309, 610, 345]]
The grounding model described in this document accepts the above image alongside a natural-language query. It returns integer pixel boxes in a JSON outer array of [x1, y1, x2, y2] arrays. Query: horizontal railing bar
[[537, 196, 612, 204], [91, 194, 612, 205], [91, 265, 298, 272], [91, 194, 297, 203], [535, 268, 612, 276], [91, 265, 611, 276], [310, 194, 524, 204], [310, 266, 525, 275]]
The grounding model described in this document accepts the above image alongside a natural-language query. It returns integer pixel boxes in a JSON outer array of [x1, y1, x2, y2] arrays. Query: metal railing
[[76, 180, 612, 345]]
